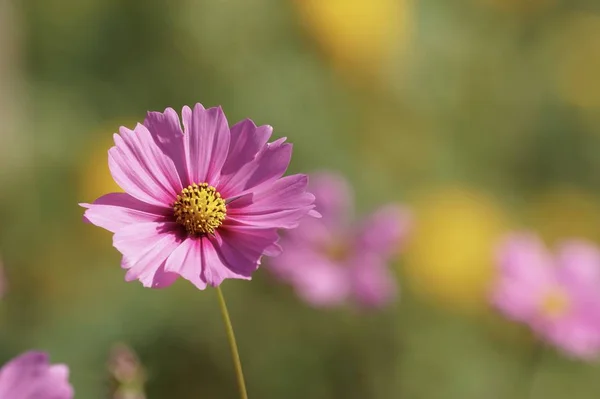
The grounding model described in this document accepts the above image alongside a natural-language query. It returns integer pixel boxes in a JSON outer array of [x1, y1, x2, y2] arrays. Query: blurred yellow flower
[[293, 0, 412, 82], [527, 186, 600, 244], [554, 12, 600, 109], [79, 122, 130, 202], [402, 187, 510, 313], [79, 121, 130, 244]]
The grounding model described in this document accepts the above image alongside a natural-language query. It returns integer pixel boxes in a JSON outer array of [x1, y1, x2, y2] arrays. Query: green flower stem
[[216, 286, 248, 399], [517, 342, 544, 399]]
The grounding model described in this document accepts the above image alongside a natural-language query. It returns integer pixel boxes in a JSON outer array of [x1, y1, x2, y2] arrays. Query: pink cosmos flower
[[269, 173, 412, 308], [491, 233, 600, 359], [81, 104, 316, 289], [0, 351, 73, 399], [108, 343, 146, 399]]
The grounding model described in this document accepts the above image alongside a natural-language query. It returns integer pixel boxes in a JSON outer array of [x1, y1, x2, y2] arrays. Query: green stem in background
[[517, 342, 545, 399], [216, 286, 249, 399]]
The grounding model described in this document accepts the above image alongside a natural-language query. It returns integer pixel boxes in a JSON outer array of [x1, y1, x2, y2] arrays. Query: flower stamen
[[540, 287, 570, 319], [324, 240, 350, 261], [173, 183, 227, 235]]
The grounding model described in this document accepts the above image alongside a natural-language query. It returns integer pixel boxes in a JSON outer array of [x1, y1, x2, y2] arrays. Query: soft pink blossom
[[269, 173, 411, 308], [81, 104, 316, 289], [492, 233, 600, 359], [108, 343, 146, 399], [0, 351, 73, 399]]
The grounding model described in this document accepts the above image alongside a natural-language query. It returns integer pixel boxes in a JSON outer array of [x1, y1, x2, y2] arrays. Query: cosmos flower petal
[[266, 242, 313, 282], [221, 120, 273, 176], [124, 244, 179, 287], [357, 205, 413, 257], [309, 172, 354, 229], [0, 351, 73, 399], [276, 212, 334, 249], [48, 364, 70, 383], [491, 279, 544, 323], [113, 221, 179, 267], [543, 319, 600, 360], [117, 227, 182, 288], [109, 124, 182, 206], [143, 107, 188, 182], [227, 174, 316, 229], [122, 123, 183, 195], [217, 226, 284, 259], [147, 264, 180, 289], [80, 193, 170, 233], [492, 234, 557, 322], [350, 254, 398, 308], [200, 237, 249, 287], [292, 261, 350, 307], [495, 233, 554, 282], [229, 226, 282, 256], [557, 240, 600, 287], [183, 104, 230, 186], [219, 137, 292, 198], [165, 238, 207, 290], [181, 105, 192, 135], [209, 226, 282, 282]]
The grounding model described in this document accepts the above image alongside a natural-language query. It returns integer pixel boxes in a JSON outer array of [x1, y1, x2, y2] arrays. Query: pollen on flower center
[[324, 240, 350, 261], [540, 287, 570, 319], [173, 183, 227, 235]]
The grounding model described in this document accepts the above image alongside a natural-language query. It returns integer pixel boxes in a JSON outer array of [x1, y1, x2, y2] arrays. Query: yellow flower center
[[173, 183, 226, 236], [539, 287, 570, 319], [324, 240, 350, 262]]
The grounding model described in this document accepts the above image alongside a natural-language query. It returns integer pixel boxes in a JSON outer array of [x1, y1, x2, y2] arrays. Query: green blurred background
[[2, 0, 600, 397]]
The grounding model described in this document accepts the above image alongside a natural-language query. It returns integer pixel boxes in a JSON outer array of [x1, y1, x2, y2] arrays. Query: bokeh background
[[1, 0, 600, 397]]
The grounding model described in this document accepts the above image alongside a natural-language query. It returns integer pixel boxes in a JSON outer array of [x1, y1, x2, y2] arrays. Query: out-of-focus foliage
[[2, 0, 600, 398], [480, 0, 555, 13], [553, 12, 600, 110], [528, 186, 600, 244]]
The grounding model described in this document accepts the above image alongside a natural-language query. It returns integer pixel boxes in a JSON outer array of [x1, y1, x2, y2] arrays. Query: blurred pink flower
[[108, 343, 146, 399], [492, 233, 600, 359], [81, 104, 316, 289], [269, 173, 412, 308], [0, 351, 73, 399]]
